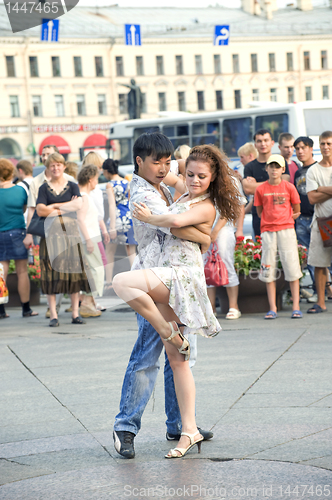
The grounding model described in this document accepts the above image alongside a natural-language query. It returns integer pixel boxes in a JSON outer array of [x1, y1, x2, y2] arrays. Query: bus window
[[134, 126, 160, 141], [163, 126, 175, 136], [304, 108, 332, 136], [112, 138, 131, 165], [162, 124, 189, 148], [192, 122, 220, 147], [222, 118, 251, 157], [255, 114, 288, 142]]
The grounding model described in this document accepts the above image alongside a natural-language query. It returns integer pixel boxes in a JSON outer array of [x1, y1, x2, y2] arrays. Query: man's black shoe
[[166, 427, 213, 442], [113, 430, 135, 459]]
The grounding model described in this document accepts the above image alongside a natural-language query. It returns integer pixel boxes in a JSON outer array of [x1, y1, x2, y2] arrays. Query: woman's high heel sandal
[[165, 430, 203, 459], [165, 322, 190, 361]]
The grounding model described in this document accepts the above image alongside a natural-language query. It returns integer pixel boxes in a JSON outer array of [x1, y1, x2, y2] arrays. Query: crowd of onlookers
[[1, 127, 332, 324]]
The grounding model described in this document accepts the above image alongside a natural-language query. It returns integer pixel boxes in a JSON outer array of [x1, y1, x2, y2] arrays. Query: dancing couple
[[113, 133, 241, 458]]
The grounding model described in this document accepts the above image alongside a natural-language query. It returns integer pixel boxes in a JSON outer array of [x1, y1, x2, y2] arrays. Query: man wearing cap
[[243, 129, 290, 238]]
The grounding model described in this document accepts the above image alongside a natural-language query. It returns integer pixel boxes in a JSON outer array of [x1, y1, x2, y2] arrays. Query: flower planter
[[216, 270, 288, 314], [6, 274, 40, 308]]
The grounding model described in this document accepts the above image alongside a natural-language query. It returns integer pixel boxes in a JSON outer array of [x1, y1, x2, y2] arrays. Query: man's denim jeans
[[114, 314, 181, 436], [296, 215, 315, 290]]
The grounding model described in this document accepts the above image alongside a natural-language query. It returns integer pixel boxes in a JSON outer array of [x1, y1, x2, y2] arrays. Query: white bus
[[109, 100, 332, 171]]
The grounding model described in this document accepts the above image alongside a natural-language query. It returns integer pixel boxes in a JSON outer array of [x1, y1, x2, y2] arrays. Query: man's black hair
[[294, 136, 314, 148], [133, 132, 174, 173], [253, 129, 273, 141]]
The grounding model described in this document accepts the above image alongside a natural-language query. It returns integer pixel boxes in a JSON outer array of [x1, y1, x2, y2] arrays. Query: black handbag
[[27, 211, 46, 238]]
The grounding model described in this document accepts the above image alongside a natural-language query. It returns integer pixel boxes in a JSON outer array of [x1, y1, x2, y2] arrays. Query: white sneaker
[[300, 289, 312, 299], [307, 293, 328, 303]]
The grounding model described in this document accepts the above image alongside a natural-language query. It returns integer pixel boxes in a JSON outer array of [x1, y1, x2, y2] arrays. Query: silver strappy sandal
[[165, 321, 190, 361], [165, 430, 203, 458]]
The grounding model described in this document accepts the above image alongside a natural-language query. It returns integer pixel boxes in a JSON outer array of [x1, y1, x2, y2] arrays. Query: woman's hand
[[86, 239, 94, 254], [292, 212, 301, 220], [108, 228, 117, 241], [210, 228, 219, 243], [102, 232, 110, 245], [133, 202, 152, 222]]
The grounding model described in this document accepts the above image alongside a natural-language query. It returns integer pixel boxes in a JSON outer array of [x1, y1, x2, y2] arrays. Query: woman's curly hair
[[186, 145, 242, 223]]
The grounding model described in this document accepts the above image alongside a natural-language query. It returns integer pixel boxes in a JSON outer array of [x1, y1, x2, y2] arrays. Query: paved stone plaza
[[0, 296, 331, 499]]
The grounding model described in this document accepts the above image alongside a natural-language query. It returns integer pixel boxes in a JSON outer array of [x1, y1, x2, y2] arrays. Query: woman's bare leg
[[105, 242, 117, 283], [113, 270, 201, 454], [125, 244, 137, 268], [71, 292, 80, 318], [15, 259, 30, 303], [48, 295, 57, 320]]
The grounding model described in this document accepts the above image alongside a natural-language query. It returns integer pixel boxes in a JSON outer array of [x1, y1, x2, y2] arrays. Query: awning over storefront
[[83, 133, 107, 148], [38, 135, 71, 155]]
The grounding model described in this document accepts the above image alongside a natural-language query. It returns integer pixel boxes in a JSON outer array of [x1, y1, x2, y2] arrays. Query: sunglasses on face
[[268, 164, 282, 169]]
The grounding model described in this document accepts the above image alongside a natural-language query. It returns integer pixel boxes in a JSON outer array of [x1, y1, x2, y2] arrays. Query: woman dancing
[[113, 145, 241, 458]]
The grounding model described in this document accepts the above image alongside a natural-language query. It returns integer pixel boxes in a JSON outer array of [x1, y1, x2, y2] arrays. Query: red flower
[[253, 253, 261, 260], [236, 236, 245, 241]]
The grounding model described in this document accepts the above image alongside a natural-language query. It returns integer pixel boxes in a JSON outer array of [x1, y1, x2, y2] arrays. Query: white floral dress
[[151, 193, 221, 338]]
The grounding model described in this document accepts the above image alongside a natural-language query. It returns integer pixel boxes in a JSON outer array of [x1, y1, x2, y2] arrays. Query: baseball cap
[[266, 154, 285, 168]]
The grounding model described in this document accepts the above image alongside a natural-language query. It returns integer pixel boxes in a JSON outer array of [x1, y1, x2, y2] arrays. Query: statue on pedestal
[[119, 79, 143, 119]]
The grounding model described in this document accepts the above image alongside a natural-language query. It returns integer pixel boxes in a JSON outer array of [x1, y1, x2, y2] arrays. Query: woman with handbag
[[0, 159, 38, 319], [36, 153, 90, 327], [113, 144, 241, 458]]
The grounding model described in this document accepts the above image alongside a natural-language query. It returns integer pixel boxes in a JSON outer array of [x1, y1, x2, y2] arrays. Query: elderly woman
[[36, 153, 90, 327], [0, 159, 38, 319]]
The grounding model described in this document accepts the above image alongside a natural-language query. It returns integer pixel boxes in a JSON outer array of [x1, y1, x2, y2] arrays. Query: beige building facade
[[0, 4, 331, 161]]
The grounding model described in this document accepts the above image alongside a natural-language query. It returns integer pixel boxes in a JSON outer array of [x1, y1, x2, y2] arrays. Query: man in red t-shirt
[[254, 154, 303, 319]]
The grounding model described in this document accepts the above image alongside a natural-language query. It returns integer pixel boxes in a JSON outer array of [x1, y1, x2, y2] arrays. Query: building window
[[288, 87, 295, 103], [176, 55, 183, 75], [251, 54, 258, 73], [216, 90, 223, 110], [197, 91, 205, 111], [136, 56, 144, 76], [195, 55, 203, 75], [29, 56, 39, 77], [9, 95, 20, 117], [287, 52, 293, 71], [270, 88, 277, 102], [305, 86, 312, 101], [322, 85, 329, 100], [95, 56, 104, 77], [252, 89, 259, 101], [232, 54, 239, 73], [98, 94, 107, 115], [116, 56, 124, 77], [76, 94, 86, 116], [156, 56, 164, 75], [141, 93, 147, 113], [178, 91, 186, 111], [74, 56, 82, 77], [158, 92, 167, 112], [54, 95, 64, 117], [51, 56, 61, 77], [234, 89, 241, 109], [32, 95, 42, 117], [213, 54, 221, 75], [321, 50, 328, 70], [304, 51, 310, 70], [6, 56, 15, 77], [269, 53, 276, 72], [118, 94, 127, 114]]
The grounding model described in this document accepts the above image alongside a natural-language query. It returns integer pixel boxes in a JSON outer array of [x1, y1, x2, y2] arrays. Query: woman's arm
[[76, 196, 94, 253], [211, 216, 227, 242], [36, 196, 82, 217], [163, 172, 187, 195], [106, 183, 117, 240], [133, 201, 215, 228]]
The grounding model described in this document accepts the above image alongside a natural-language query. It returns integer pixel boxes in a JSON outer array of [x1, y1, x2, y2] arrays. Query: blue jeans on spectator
[[295, 215, 315, 292], [252, 213, 261, 240], [114, 313, 181, 436]]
